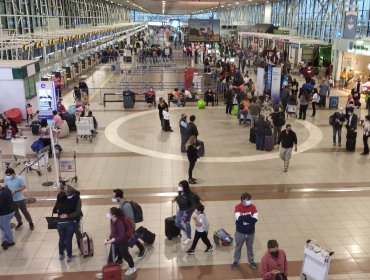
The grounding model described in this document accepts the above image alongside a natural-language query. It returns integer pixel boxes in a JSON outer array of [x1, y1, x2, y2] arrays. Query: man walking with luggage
[[4, 168, 34, 231], [111, 189, 147, 259], [231, 192, 258, 270], [276, 124, 298, 172]]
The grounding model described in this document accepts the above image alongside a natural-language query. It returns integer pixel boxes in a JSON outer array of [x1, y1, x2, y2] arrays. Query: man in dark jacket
[[276, 124, 298, 172], [53, 186, 82, 262], [0, 184, 16, 250], [255, 116, 269, 151], [179, 114, 188, 153], [332, 107, 346, 146], [186, 115, 198, 141], [270, 106, 286, 145]]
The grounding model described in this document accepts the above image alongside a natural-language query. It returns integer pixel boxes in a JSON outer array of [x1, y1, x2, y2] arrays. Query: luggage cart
[[300, 239, 334, 280], [25, 147, 52, 176], [76, 120, 92, 143], [287, 103, 298, 118], [59, 151, 78, 188]]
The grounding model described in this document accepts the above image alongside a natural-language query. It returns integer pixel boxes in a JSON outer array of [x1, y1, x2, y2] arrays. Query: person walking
[[231, 192, 258, 270], [260, 239, 288, 280], [186, 204, 213, 255], [311, 88, 319, 117], [361, 115, 370, 155], [175, 180, 196, 245], [298, 90, 310, 120], [270, 105, 285, 145], [0, 184, 16, 250], [179, 114, 188, 153], [4, 168, 34, 231], [276, 124, 298, 172], [186, 136, 199, 184], [111, 189, 147, 259], [53, 186, 82, 262], [331, 107, 346, 147]]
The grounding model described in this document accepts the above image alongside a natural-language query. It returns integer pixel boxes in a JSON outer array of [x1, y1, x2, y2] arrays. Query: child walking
[[26, 103, 33, 123], [186, 204, 213, 255]]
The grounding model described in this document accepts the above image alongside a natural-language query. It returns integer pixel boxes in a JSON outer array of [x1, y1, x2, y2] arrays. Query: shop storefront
[[333, 38, 370, 88]]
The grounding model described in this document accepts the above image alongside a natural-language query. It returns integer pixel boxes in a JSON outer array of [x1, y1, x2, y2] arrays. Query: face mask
[[177, 186, 183, 192], [106, 213, 112, 219], [111, 198, 118, 203], [270, 251, 279, 258], [67, 195, 74, 199], [244, 200, 251, 207]]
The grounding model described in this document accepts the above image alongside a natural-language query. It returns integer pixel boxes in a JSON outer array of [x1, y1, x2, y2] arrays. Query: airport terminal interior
[[1, 0, 370, 280]]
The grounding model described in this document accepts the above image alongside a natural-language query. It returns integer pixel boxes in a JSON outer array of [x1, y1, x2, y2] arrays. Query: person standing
[[231, 192, 258, 270], [319, 79, 329, 108], [186, 115, 199, 141], [298, 90, 309, 120], [249, 99, 261, 127], [111, 189, 147, 258], [270, 105, 285, 145], [162, 108, 173, 132], [157, 97, 168, 130], [53, 186, 82, 262], [291, 79, 299, 96], [186, 136, 199, 184], [186, 204, 213, 255], [260, 240, 288, 280], [361, 115, 370, 155], [255, 116, 269, 151], [0, 184, 16, 250], [345, 107, 358, 133], [225, 86, 234, 115], [175, 180, 196, 245], [4, 168, 34, 231], [276, 124, 298, 172], [340, 68, 348, 89], [179, 114, 188, 153], [331, 108, 346, 147], [311, 88, 319, 117]]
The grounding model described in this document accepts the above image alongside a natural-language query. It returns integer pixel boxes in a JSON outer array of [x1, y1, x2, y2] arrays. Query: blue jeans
[[240, 112, 249, 125], [0, 211, 15, 243], [256, 134, 265, 150], [175, 209, 193, 239], [333, 126, 342, 144], [57, 221, 76, 257]]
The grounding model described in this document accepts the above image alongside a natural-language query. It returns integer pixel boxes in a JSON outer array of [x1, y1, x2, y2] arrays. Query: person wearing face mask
[[0, 184, 16, 250], [104, 207, 137, 277], [231, 192, 259, 270], [260, 239, 288, 280], [175, 180, 196, 245], [53, 186, 82, 262], [275, 124, 298, 172], [111, 189, 147, 259], [4, 168, 34, 231]]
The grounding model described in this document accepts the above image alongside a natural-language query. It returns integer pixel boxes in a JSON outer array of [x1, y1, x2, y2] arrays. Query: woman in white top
[[311, 89, 319, 117], [162, 108, 173, 132], [186, 204, 213, 254], [361, 115, 370, 155]]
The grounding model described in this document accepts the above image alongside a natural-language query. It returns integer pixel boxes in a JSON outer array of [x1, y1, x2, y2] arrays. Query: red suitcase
[[102, 263, 122, 280]]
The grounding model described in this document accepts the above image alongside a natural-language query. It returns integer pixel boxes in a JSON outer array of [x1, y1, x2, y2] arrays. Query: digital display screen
[[189, 19, 220, 42]]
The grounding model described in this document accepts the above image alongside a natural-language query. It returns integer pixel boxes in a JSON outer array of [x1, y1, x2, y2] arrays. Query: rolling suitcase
[[264, 135, 274, 151], [196, 140, 205, 157], [213, 228, 233, 246], [165, 215, 180, 240], [346, 131, 357, 152], [80, 232, 94, 258], [136, 226, 156, 245], [102, 245, 121, 280], [249, 127, 256, 143], [123, 95, 133, 109], [31, 120, 40, 135]]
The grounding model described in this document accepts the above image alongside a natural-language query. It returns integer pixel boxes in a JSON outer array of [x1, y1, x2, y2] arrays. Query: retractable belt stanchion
[[41, 127, 60, 188]]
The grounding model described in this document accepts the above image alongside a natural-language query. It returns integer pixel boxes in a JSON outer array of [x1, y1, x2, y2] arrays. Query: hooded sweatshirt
[[260, 249, 288, 280]]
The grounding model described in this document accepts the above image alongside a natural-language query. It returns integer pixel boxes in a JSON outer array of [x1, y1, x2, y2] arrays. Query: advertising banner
[[271, 67, 282, 104], [188, 19, 220, 42], [343, 11, 358, 38], [257, 68, 265, 96], [36, 81, 57, 119]]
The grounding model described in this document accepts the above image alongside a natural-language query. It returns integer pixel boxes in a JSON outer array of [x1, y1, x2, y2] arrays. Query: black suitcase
[[136, 226, 156, 245], [196, 140, 205, 157], [249, 127, 256, 143], [62, 113, 76, 131], [31, 121, 40, 135], [346, 131, 357, 151], [123, 95, 133, 109], [165, 216, 180, 240]]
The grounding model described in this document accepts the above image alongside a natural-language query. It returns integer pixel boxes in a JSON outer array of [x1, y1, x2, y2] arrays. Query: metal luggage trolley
[[59, 151, 78, 188], [26, 147, 52, 176], [287, 103, 298, 118], [300, 239, 334, 280], [76, 120, 93, 143]]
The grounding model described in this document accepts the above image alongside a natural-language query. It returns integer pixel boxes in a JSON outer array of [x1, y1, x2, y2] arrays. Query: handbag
[[45, 213, 58, 230]]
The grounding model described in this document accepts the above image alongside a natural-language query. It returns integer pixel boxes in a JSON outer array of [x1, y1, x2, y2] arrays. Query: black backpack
[[278, 112, 286, 127], [275, 273, 288, 280], [128, 201, 143, 223]]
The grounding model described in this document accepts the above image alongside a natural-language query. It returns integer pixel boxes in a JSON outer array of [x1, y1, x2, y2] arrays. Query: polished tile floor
[[1, 36, 370, 279]]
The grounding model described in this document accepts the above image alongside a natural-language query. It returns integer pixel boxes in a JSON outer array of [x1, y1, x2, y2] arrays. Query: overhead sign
[[343, 11, 358, 38], [348, 41, 370, 56]]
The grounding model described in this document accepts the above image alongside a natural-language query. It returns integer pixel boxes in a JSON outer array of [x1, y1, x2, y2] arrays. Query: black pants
[[188, 161, 196, 180], [312, 102, 316, 116], [14, 199, 33, 224], [116, 239, 144, 262], [164, 119, 171, 131], [109, 241, 134, 268], [189, 230, 212, 250], [226, 103, 232, 114], [299, 104, 308, 120], [363, 134, 369, 154]]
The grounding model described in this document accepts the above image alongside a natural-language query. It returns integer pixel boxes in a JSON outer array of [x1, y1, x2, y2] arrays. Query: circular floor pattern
[[105, 107, 323, 163]]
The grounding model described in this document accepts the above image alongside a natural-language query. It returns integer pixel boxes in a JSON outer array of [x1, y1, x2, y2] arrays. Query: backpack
[[121, 216, 134, 238], [275, 273, 288, 280], [329, 114, 335, 125], [129, 201, 143, 223]]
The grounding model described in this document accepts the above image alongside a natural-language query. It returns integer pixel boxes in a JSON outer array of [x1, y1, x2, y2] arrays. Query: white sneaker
[[182, 238, 192, 245], [124, 267, 137, 276], [95, 272, 103, 279]]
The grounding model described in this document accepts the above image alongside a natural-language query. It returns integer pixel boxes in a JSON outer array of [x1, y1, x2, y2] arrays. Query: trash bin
[[329, 96, 339, 109]]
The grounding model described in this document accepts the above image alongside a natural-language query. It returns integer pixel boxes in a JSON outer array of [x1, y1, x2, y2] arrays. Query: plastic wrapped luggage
[[123, 96, 133, 109]]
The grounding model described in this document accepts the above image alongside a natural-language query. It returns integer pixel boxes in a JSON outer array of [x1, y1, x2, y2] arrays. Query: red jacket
[[260, 249, 288, 280]]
